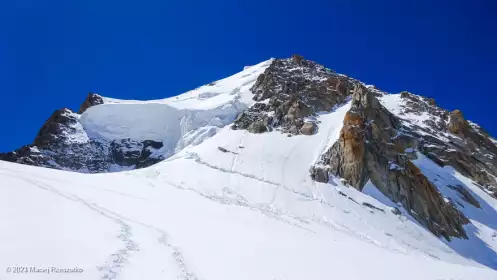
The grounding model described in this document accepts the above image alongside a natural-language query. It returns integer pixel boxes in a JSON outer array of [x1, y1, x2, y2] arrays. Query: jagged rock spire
[[79, 92, 104, 114], [313, 86, 469, 240]]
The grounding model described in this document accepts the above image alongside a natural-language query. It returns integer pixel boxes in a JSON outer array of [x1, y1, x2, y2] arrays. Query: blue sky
[[1, 0, 496, 151]]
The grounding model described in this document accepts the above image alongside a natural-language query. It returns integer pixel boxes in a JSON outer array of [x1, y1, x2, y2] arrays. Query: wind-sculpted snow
[[80, 101, 246, 159]]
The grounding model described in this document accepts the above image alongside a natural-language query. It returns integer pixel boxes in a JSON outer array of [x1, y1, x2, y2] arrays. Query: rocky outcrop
[[393, 92, 497, 196], [248, 121, 268, 134], [0, 99, 164, 173], [2, 54, 497, 241], [448, 184, 481, 208], [232, 55, 353, 135], [448, 110, 469, 134], [313, 86, 469, 240], [300, 122, 318, 135], [79, 92, 104, 114], [34, 108, 82, 147], [324, 109, 368, 188]]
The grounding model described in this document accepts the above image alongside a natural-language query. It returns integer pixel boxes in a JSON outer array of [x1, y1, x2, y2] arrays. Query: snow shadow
[[441, 168, 497, 270], [413, 154, 497, 270]]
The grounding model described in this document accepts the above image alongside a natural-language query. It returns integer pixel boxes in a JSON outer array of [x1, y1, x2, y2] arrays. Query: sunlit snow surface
[[2, 61, 497, 279], [79, 59, 273, 158]]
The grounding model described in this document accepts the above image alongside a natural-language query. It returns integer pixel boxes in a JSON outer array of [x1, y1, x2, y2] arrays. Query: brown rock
[[328, 110, 368, 188], [426, 98, 436, 106], [314, 86, 469, 239], [300, 122, 318, 135], [448, 109, 468, 134], [79, 92, 104, 114], [326, 77, 349, 96], [291, 54, 304, 65]]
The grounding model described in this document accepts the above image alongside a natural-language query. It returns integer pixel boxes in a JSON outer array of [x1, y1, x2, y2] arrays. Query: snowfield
[[2, 141, 497, 280], [2, 60, 497, 279], [79, 59, 273, 159]]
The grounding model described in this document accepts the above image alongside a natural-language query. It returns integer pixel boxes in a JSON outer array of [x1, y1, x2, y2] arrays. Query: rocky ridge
[[311, 86, 469, 239], [232, 54, 354, 134], [2, 55, 497, 240], [229, 55, 497, 239], [0, 93, 164, 172], [385, 91, 497, 196]]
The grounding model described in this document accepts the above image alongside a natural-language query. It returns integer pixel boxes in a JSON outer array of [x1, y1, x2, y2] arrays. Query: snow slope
[[2, 60, 497, 279], [79, 59, 272, 159], [2, 98, 497, 279], [1, 156, 496, 279]]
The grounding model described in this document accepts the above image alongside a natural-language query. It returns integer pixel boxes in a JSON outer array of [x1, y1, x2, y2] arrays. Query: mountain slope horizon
[[2, 55, 497, 279]]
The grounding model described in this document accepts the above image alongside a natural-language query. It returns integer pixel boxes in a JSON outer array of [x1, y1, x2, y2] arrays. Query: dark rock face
[[248, 121, 268, 134], [110, 139, 164, 169], [232, 55, 354, 134], [448, 184, 481, 208], [313, 86, 469, 240], [34, 108, 82, 147], [0, 102, 164, 173], [79, 92, 104, 114]]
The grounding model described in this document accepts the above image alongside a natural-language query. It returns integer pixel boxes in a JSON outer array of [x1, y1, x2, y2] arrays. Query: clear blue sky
[[1, 0, 496, 151]]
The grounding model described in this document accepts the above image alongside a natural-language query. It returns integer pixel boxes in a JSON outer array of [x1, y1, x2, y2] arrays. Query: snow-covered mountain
[[2, 55, 497, 279]]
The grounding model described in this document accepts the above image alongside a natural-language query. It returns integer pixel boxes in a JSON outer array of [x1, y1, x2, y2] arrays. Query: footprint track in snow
[[1, 170, 199, 280]]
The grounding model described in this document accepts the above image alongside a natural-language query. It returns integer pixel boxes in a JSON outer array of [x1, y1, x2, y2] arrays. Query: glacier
[[1, 57, 497, 280]]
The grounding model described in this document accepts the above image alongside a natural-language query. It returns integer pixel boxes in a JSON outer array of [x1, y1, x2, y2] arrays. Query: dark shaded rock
[[310, 166, 329, 183], [218, 147, 228, 153], [373, 160, 468, 240], [400, 91, 410, 98], [109, 139, 164, 168], [391, 207, 402, 215], [392, 90, 497, 194], [448, 185, 481, 208], [248, 122, 268, 133], [362, 202, 385, 212], [0, 101, 164, 173], [79, 92, 104, 114], [34, 108, 79, 147]]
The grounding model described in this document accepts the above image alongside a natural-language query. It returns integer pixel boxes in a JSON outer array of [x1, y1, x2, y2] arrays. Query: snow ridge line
[[0, 172, 139, 280]]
